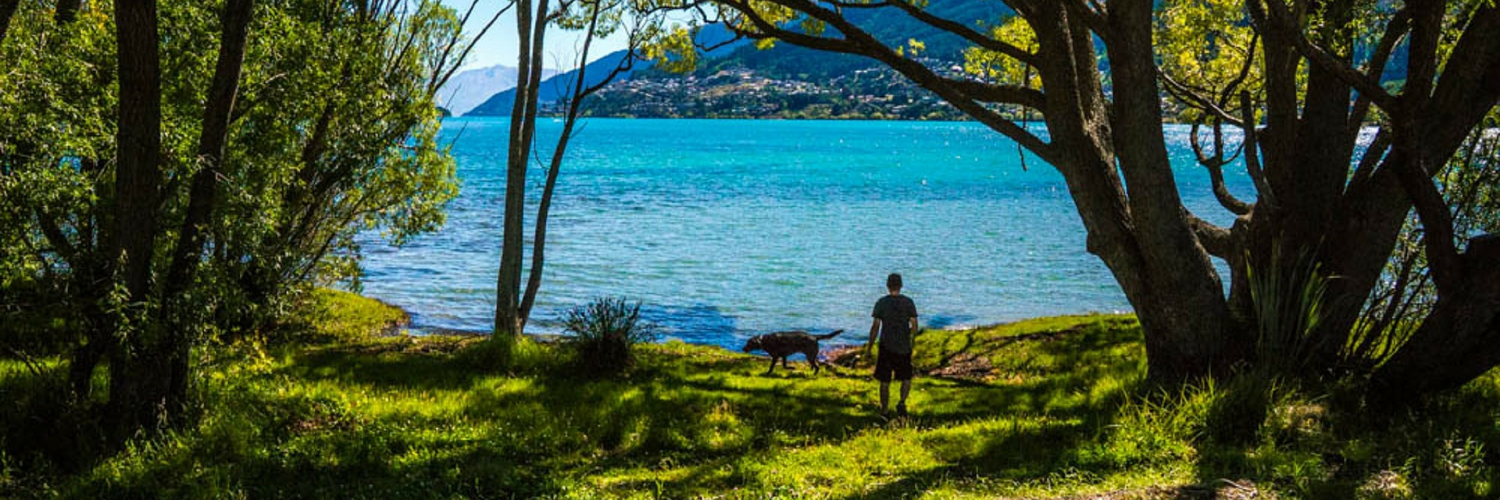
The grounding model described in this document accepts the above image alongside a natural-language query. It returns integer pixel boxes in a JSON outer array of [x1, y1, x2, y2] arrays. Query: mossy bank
[[3, 290, 1499, 499]]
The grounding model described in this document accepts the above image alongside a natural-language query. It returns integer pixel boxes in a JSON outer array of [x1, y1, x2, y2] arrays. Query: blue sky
[[440, 0, 633, 71]]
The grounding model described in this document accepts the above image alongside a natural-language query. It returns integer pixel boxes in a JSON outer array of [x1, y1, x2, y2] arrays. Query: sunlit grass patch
[[276, 288, 412, 344], [9, 298, 1500, 499]]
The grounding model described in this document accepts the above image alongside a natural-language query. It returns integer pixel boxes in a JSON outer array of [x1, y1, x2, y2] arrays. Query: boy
[[869, 273, 918, 416]]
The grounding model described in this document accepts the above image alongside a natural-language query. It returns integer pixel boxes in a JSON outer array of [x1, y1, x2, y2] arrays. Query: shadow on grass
[[283, 344, 485, 391], [286, 317, 1149, 498], [12, 314, 1186, 499]]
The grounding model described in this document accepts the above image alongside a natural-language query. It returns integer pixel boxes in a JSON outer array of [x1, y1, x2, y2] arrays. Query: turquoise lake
[[358, 118, 1255, 348]]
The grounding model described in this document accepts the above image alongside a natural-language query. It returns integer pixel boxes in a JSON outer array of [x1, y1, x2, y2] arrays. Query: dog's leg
[[808, 351, 820, 375], [766, 356, 777, 375]]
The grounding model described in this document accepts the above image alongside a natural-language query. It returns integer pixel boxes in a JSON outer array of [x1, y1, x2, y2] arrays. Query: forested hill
[[699, 0, 1012, 80], [464, 0, 1014, 118]]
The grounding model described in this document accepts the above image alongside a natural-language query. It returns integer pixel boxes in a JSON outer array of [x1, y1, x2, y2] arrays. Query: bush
[[0, 363, 103, 482], [563, 297, 657, 376]]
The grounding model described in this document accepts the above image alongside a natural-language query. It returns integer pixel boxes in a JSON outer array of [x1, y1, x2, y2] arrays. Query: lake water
[[357, 118, 1254, 349]]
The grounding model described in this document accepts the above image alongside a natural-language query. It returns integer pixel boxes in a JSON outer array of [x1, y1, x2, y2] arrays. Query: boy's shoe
[[896, 403, 908, 417]]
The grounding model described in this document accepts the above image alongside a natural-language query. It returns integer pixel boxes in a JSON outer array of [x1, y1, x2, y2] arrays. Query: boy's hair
[[886, 273, 903, 290]]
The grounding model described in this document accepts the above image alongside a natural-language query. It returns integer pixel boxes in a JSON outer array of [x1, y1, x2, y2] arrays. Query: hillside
[[465, 1, 1012, 118], [579, 65, 974, 120]]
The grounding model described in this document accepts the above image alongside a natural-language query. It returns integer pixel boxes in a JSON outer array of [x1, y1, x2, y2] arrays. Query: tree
[[695, 0, 1500, 401], [0, 0, 18, 43], [0, 0, 470, 438], [493, 0, 678, 338]]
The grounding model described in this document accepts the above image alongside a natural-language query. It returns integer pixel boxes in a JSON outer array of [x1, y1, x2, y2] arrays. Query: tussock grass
[[2, 295, 1499, 499]]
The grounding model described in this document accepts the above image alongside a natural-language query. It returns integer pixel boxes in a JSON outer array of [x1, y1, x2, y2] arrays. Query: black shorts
[[874, 348, 913, 382]]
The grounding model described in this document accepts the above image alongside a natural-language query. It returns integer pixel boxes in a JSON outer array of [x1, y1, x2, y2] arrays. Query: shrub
[[563, 297, 657, 376], [1246, 247, 1331, 374]]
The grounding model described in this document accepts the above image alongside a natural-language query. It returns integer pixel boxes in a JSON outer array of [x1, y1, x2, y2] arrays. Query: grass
[[2, 291, 1499, 499]]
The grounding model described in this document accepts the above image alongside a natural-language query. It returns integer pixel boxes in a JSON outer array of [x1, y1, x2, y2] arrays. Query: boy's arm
[[909, 301, 919, 335], [868, 319, 881, 350]]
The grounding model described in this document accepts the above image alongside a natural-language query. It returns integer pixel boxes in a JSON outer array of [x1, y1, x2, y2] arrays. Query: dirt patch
[[928, 353, 995, 381], [332, 334, 483, 356], [1003, 326, 1081, 344], [1062, 480, 1272, 498], [824, 345, 869, 368], [808, 325, 1097, 381], [1053, 480, 1270, 500]]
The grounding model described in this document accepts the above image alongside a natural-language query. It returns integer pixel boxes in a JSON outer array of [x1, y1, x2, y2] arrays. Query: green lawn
[[3, 291, 1499, 499]]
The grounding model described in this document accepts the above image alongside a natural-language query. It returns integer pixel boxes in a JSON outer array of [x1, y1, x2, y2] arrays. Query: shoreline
[[371, 293, 1132, 351]]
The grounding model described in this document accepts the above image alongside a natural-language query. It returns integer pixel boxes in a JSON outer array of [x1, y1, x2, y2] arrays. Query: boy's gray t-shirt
[[872, 294, 918, 354]]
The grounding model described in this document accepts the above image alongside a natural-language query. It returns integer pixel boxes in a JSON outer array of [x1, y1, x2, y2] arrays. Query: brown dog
[[741, 330, 844, 375]]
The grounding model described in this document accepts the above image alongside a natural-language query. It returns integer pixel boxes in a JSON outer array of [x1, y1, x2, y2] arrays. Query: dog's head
[[741, 335, 764, 353]]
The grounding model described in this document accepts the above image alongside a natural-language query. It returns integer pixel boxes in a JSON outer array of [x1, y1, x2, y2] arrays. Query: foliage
[[1154, 0, 1262, 121], [1247, 248, 1332, 375], [562, 296, 657, 376], [963, 16, 1039, 88], [1354, 109, 1500, 366], [0, 0, 461, 323], [0, 0, 462, 435]]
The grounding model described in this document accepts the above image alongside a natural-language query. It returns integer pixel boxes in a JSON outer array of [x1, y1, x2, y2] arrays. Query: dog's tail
[[815, 329, 844, 340]]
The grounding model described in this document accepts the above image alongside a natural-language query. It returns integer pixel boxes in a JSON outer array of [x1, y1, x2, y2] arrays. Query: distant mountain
[[466, 51, 638, 117], [465, 1, 1012, 118], [684, 1, 1010, 81], [436, 64, 558, 116], [464, 23, 748, 117]]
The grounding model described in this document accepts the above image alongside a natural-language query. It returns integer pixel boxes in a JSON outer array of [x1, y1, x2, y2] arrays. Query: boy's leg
[[874, 348, 893, 412], [895, 353, 913, 414]]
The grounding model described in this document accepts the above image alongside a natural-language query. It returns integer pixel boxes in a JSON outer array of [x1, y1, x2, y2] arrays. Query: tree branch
[[1061, 0, 1109, 42], [1189, 121, 1253, 215], [1393, 150, 1461, 293], [881, 0, 1040, 67], [431, 0, 516, 93], [1261, 0, 1399, 113], [1349, 10, 1408, 132], [1239, 90, 1276, 209], [941, 77, 1044, 109], [1188, 213, 1236, 259], [721, 0, 1059, 164], [1160, 69, 1245, 127]]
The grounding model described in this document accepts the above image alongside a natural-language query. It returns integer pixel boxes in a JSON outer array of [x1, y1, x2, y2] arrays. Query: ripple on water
[[358, 119, 1246, 349]]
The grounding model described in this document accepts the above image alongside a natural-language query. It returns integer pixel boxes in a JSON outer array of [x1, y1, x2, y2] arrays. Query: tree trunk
[[0, 0, 19, 44], [113, 0, 162, 303], [496, 0, 549, 337], [1104, 0, 1241, 379], [161, 0, 254, 414], [518, 1, 606, 331], [1372, 236, 1500, 403], [109, 0, 166, 435], [55, 0, 81, 24]]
